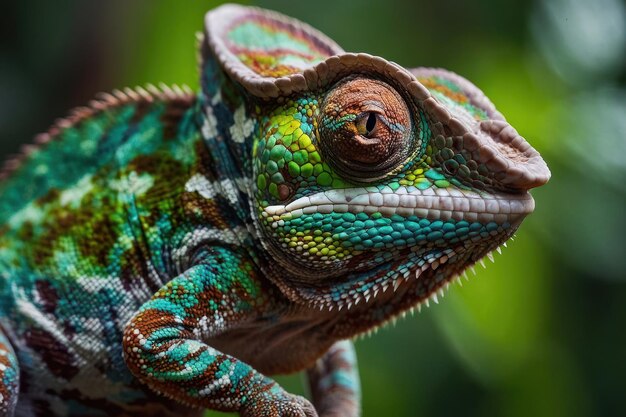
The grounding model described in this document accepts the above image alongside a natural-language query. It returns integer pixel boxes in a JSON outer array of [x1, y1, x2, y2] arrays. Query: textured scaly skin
[[0, 4, 549, 417]]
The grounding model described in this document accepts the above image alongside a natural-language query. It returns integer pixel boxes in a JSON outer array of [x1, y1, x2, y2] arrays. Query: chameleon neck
[[198, 46, 257, 182]]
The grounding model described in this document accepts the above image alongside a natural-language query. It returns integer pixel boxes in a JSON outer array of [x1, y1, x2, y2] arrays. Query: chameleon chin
[[0, 4, 549, 417]]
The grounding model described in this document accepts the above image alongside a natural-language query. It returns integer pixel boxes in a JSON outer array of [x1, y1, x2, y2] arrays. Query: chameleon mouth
[[263, 185, 535, 225], [259, 185, 527, 322]]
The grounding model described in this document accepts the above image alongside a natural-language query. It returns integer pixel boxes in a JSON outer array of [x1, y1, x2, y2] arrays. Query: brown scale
[[34, 188, 61, 206], [0, 340, 14, 396], [75, 212, 122, 267], [34, 280, 61, 315], [128, 153, 189, 201], [23, 327, 80, 380]]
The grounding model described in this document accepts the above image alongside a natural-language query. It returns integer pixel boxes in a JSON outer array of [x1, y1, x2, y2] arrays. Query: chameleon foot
[[241, 392, 318, 417]]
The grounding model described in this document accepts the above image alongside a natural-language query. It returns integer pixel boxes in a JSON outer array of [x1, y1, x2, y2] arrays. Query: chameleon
[[0, 4, 550, 417]]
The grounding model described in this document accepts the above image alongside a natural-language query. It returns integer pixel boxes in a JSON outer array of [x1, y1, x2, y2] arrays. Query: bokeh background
[[1, 0, 625, 416]]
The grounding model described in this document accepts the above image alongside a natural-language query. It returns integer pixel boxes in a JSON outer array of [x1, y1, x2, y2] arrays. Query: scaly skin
[[0, 333, 19, 417], [0, 4, 549, 417]]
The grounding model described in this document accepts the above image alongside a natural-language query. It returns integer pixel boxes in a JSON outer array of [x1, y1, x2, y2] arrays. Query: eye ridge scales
[[0, 4, 550, 417]]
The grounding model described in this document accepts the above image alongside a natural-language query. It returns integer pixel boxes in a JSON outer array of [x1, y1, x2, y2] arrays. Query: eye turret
[[318, 78, 416, 182]]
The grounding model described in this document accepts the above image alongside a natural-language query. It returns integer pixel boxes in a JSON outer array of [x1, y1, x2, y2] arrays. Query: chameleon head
[[205, 5, 550, 313]]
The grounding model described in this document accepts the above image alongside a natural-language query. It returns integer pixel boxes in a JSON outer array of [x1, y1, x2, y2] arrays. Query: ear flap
[[204, 4, 344, 97]]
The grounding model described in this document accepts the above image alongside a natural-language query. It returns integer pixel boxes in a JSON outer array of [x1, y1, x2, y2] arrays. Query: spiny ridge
[[0, 84, 195, 182]]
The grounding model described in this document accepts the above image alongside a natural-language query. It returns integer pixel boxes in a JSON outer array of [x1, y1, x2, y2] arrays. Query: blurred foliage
[[1, 0, 625, 416]]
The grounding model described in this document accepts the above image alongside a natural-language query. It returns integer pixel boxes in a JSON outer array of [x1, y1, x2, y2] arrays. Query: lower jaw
[[259, 202, 526, 316], [327, 223, 522, 339], [263, 210, 523, 281], [277, 219, 521, 339]]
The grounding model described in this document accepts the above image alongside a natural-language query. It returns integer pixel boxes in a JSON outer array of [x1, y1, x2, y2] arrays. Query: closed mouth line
[[263, 186, 535, 224]]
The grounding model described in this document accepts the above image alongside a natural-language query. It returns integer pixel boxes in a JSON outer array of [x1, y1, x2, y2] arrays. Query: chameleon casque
[[0, 4, 550, 417]]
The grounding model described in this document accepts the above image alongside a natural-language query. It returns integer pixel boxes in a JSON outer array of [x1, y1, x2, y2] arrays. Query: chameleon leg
[[306, 340, 361, 417], [123, 246, 317, 417], [0, 330, 19, 417]]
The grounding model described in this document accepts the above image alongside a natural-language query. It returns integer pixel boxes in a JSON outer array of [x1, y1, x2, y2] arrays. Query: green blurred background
[[1, 0, 625, 416]]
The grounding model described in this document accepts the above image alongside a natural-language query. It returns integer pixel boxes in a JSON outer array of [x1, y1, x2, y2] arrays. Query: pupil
[[365, 112, 377, 133]]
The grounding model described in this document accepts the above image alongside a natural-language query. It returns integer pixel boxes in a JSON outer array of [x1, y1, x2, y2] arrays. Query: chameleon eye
[[355, 112, 378, 137], [319, 78, 414, 182]]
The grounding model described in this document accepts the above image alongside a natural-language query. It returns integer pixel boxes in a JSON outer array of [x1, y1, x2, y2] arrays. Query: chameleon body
[[0, 4, 550, 417]]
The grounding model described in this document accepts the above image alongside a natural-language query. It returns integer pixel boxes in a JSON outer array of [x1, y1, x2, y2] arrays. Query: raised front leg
[[307, 340, 361, 417], [0, 329, 19, 417], [123, 246, 316, 417]]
